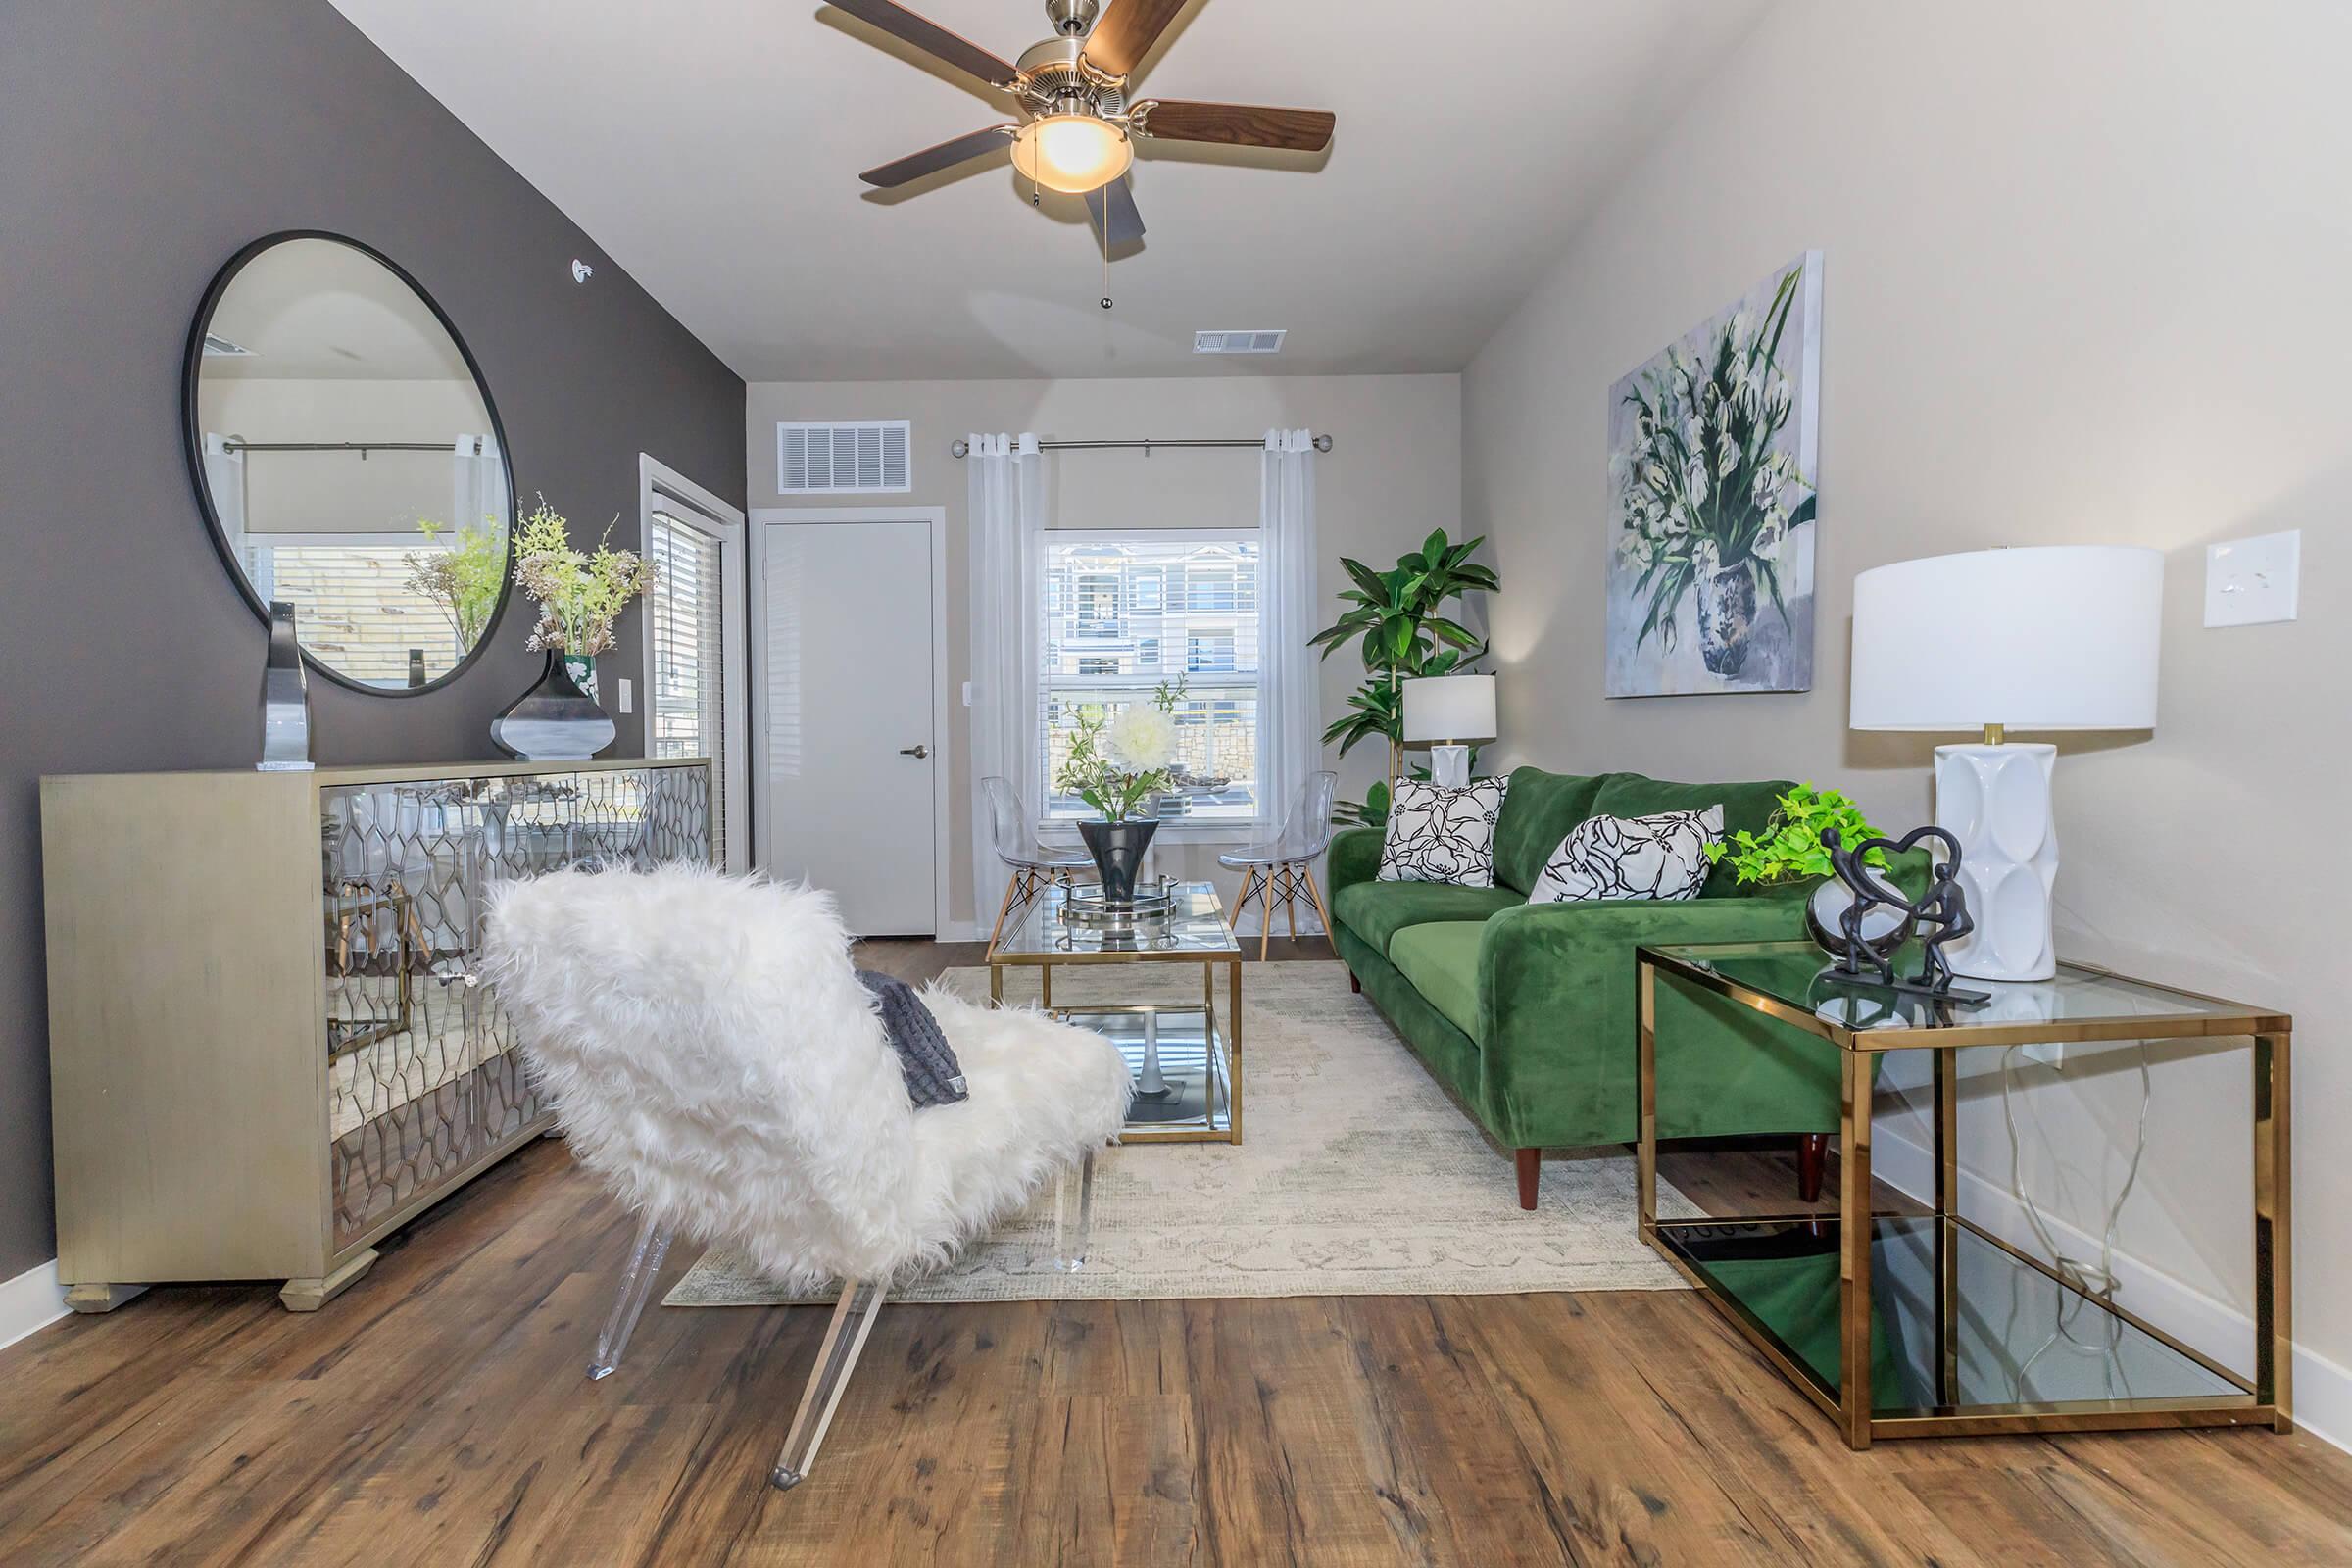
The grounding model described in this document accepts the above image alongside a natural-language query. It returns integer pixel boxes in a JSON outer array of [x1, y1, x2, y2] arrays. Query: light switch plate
[[615, 677, 633, 714], [2205, 529, 2300, 627]]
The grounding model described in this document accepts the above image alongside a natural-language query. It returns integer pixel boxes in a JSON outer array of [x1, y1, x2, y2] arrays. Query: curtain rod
[[220, 439, 485, 456], [949, 434, 1332, 459]]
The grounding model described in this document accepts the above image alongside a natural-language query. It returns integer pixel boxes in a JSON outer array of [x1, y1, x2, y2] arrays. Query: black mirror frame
[[181, 229, 518, 698]]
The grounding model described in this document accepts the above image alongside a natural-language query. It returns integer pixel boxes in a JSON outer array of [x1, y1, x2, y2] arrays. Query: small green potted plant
[[1708, 784, 1904, 956], [1054, 678, 1186, 905]]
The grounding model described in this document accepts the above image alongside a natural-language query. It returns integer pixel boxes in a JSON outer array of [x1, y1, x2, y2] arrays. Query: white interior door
[[758, 517, 939, 935]]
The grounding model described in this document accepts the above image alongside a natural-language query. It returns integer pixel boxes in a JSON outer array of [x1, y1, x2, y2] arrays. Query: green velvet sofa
[[1329, 765, 1849, 1209]]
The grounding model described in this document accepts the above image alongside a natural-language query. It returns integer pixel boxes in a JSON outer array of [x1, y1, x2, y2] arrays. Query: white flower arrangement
[[1615, 267, 1815, 655], [1054, 678, 1188, 821]]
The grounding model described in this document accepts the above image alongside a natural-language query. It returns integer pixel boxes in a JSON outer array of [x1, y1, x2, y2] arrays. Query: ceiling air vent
[[201, 332, 256, 358], [777, 420, 912, 495], [1194, 329, 1286, 356]]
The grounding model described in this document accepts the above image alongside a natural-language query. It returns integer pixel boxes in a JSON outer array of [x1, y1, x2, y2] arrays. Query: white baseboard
[[1872, 1126, 2346, 1452], [0, 1259, 69, 1353]]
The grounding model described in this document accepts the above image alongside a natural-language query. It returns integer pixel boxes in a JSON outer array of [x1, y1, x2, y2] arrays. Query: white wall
[[746, 373, 1462, 931], [1463, 0, 2350, 1435]]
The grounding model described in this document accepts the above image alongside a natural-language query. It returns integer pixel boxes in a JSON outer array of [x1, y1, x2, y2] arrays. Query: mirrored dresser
[[40, 758, 710, 1312]]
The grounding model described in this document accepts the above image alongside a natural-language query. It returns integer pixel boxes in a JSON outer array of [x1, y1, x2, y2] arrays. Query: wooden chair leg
[[1282, 863, 1298, 941], [1300, 867, 1338, 955], [1516, 1148, 1542, 1211], [1258, 869, 1274, 962], [988, 870, 1026, 949], [1227, 868, 1257, 931], [1348, 971, 1361, 994], [1796, 1133, 1830, 1203]]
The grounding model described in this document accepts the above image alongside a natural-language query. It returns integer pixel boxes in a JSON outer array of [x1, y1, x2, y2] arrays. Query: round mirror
[[185, 233, 514, 694]]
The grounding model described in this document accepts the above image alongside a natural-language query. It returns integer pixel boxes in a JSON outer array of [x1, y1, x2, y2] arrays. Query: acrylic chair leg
[[588, 1213, 673, 1381], [1054, 1147, 1100, 1272], [771, 1278, 889, 1491]]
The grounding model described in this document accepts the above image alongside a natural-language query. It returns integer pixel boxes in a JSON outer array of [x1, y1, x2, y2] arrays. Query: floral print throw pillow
[[1378, 778, 1510, 888], [1528, 806, 1724, 904]]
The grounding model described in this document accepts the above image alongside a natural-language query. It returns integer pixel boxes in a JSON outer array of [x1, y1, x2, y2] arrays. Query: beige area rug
[[664, 960, 1697, 1305]]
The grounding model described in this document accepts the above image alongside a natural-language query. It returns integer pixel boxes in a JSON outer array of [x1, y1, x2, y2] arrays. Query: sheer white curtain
[[966, 432, 1047, 923], [202, 433, 265, 597], [1258, 428, 1321, 844], [453, 434, 507, 534]]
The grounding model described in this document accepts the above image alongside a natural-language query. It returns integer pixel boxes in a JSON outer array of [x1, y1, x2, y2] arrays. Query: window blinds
[[646, 510, 728, 865]]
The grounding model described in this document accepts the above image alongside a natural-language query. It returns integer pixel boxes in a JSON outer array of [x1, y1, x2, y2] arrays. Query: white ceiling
[[330, 0, 1766, 382], [207, 236, 476, 380]]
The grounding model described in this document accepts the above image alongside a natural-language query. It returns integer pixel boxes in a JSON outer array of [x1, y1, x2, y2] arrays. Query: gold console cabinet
[[41, 759, 710, 1313]]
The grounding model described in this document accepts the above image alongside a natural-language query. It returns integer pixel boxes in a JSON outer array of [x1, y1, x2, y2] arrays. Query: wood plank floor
[[3, 944, 2345, 1566]]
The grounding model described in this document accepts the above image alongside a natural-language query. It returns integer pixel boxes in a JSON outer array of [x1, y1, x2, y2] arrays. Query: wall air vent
[[201, 332, 256, 358], [1193, 329, 1286, 356], [777, 420, 912, 495]]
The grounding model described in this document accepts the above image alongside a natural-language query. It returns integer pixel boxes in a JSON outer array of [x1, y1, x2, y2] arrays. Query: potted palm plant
[[1308, 529, 1499, 826]]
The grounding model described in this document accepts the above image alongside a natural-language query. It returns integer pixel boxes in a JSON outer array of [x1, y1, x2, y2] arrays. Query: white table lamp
[[1402, 673, 1497, 790], [1850, 546, 2162, 981]]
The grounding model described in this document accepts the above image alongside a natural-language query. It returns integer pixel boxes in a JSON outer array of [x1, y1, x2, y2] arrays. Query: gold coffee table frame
[[1637, 940, 2292, 1449], [989, 881, 1243, 1145]]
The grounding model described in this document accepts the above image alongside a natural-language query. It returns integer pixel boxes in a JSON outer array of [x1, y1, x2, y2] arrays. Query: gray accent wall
[[0, 0, 746, 1279]]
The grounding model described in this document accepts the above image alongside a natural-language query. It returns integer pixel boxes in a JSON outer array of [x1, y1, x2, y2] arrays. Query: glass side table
[[1637, 940, 2292, 1449], [989, 880, 1243, 1145]]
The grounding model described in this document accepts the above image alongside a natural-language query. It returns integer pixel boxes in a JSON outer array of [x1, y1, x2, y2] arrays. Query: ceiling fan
[[831, 0, 1336, 248]]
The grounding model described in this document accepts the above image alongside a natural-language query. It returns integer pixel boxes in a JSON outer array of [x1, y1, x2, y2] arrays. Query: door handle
[[900, 744, 930, 760]]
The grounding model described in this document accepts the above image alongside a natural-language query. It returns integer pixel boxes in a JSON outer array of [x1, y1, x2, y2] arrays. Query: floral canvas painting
[[1605, 253, 1821, 697]]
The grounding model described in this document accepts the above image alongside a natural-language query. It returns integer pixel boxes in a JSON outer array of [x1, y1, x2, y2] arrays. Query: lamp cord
[[1998, 1039, 2152, 1398]]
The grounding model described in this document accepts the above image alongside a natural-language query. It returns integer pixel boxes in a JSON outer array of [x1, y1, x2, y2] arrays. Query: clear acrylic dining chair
[[982, 776, 1095, 946], [1219, 770, 1339, 960]]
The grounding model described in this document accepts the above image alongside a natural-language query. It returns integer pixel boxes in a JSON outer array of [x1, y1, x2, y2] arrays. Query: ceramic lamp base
[[1933, 742, 2058, 982], [1428, 745, 1473, 789]]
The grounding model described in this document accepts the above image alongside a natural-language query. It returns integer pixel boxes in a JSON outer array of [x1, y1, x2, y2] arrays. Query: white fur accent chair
[[482, 863, 1131, 1491]]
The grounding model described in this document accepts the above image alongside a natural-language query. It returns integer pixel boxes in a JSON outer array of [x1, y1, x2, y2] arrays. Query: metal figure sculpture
[[1820, 825, 1990, 1006]]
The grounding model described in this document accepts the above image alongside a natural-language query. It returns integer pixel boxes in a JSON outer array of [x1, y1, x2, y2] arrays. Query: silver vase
[[258, 601, 314, 772]]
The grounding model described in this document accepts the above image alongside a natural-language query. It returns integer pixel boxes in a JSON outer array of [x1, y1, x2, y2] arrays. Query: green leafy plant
[[1054, 678, 1188, 821], [404, 516, 507, 652], [1706, 783, 1887, 886], [1308, 528, 1499, 826], [511, 496, 658, 657], [1614, 266, 1815, 657]]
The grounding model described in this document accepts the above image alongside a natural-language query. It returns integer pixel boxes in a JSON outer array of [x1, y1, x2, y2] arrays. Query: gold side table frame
[[989, 881, 1243, 1145], [1636, 941, 2292, 1449]]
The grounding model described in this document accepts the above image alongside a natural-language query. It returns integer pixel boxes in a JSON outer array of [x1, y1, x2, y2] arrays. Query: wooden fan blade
[[1136, 100, 1335, 152], [1082, 0, 1189, 78], [828, 0, 1023, 89], [860, 125, 1014, 187], [1085, 176, 1146, 248]]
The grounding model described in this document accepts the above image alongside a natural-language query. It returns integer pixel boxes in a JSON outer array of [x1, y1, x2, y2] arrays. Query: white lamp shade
[[1849, 546, 2163, 732], [1402, 673, 1497, 744]]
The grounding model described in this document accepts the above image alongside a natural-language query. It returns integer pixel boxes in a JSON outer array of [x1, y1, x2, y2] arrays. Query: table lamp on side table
[[1849, 545, 2163, 981], [1401, 673, 1497, 790]]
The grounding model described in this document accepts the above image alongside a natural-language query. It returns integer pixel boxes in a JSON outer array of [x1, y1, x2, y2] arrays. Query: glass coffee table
[[989, 880, 1242, 1144], [1637, 940, 2291, 1449]]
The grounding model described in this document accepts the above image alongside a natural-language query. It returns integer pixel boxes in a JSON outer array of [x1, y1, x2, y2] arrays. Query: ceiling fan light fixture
[[1012, 113, 1133, 195]]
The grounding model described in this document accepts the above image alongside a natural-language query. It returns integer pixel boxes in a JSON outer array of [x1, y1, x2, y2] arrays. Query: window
[[645, 492, 745, 870], [1041, 534, 1259, 824]]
